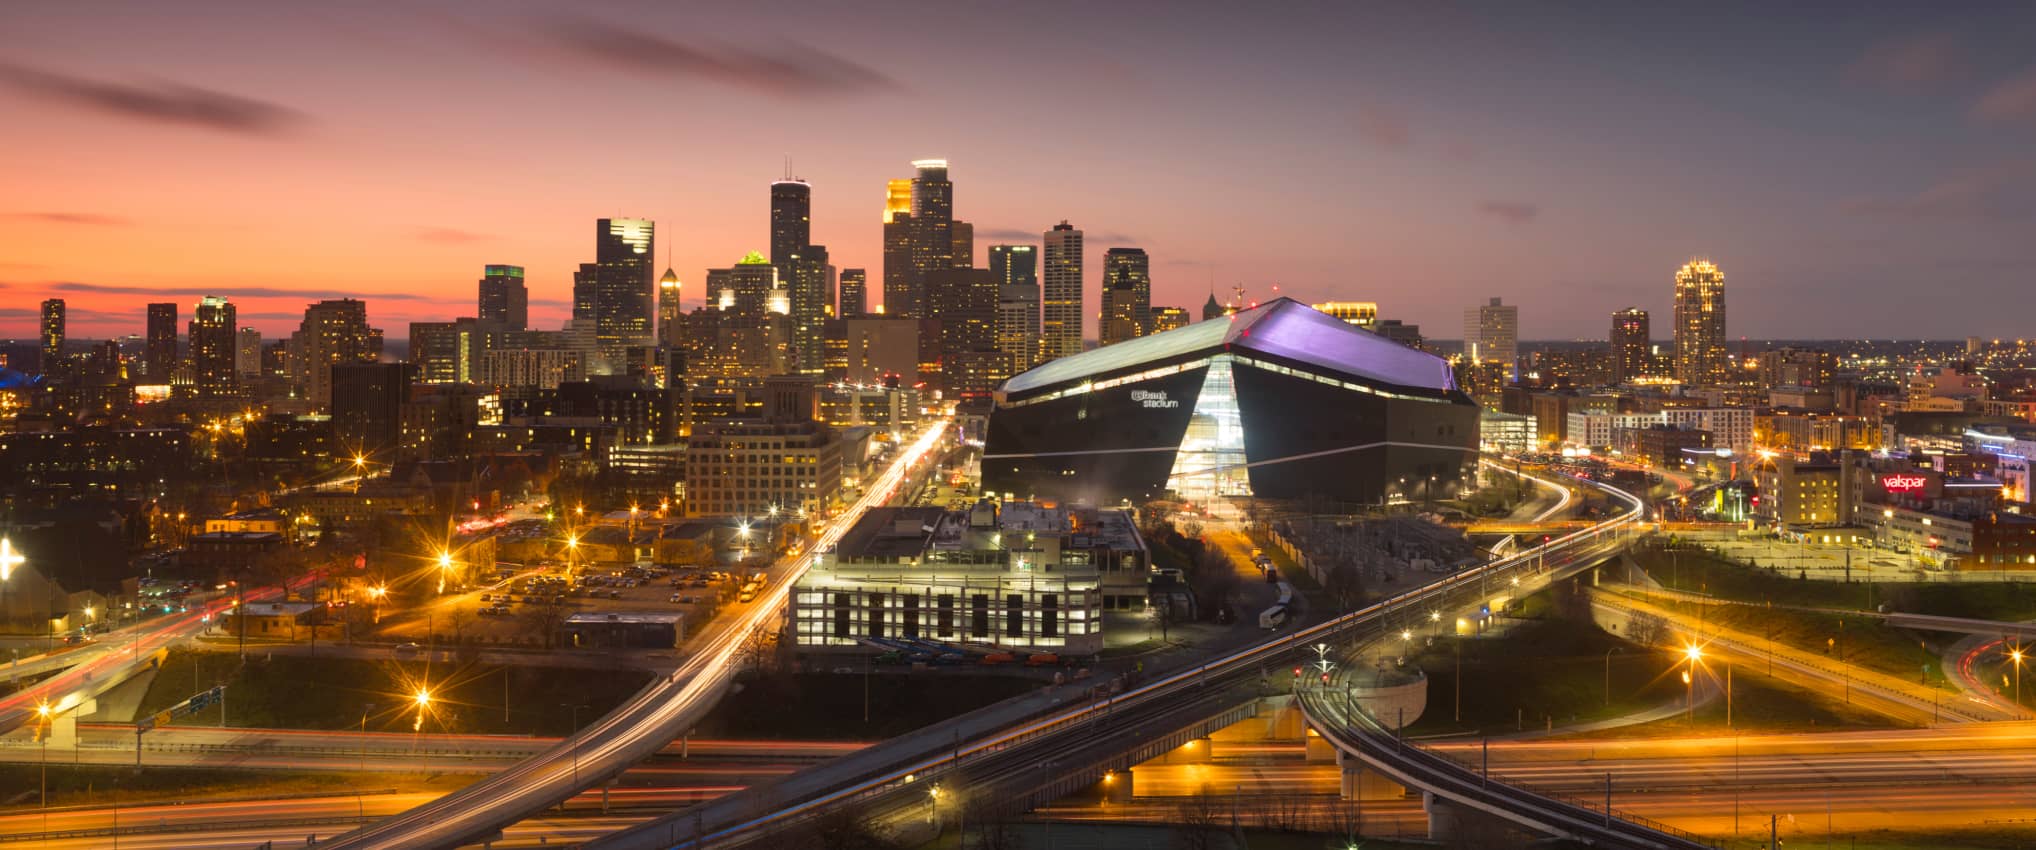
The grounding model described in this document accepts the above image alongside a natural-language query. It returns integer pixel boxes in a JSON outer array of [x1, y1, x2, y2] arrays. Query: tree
[[1324, 561, 1366, 612], [797, 803, 900, 850], [1172, 786, 1223, 850]]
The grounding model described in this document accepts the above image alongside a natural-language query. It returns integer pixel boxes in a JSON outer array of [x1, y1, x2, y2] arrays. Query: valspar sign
[[1881, 474, 1929, 493], [1131, 389, 1179, 409]]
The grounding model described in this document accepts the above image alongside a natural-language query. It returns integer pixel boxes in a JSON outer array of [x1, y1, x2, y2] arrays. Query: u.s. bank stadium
[[983, 298, 1480, 506]]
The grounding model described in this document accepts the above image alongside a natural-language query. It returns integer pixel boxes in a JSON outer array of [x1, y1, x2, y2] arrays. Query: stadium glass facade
[[983, 298, 1480, 506]]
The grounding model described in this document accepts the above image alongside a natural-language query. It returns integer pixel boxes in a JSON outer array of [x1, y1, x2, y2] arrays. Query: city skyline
[[4, 3, 2035, 340]]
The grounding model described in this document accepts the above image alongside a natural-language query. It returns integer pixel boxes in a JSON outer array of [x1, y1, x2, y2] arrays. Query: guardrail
[[1302, 685, 1714, 849], [614, 463, 1649, 848], [1289, 473, 1720, 848]]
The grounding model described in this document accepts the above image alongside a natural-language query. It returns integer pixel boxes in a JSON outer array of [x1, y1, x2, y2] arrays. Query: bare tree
[[1173, 787, 1223, 850], [797, 803, 900, 850]]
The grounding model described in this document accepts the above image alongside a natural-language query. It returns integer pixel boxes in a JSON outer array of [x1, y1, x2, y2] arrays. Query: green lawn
[[1639, 598, 1955, 691], [1637, 541, 2036, 621], [1404, 618, 1686, 737], [137, 649, 653, 736], [698, 672, 1038, 740]]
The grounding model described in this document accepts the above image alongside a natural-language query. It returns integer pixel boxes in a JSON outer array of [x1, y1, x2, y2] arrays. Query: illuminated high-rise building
[[926, 267, 999, 401], [1611, 307, 1650, 382], [1313, 301, 1378, 328], [880, 179, 916, 317], [1041, 222, 1084, 360], [287, 298, 382, 408], [1672, 259, 1727, 386], [189, 295, 238, 398], [1151, 306, 1190, 334], [838, 268, 867, 318], [39, 299, 64, 368], [477, 264, 528, 330], [991, 245, 1040, 374], [145, 302, 178, 380], [770, 178, 811, 269], [696, 252, 790, 378], [1462, 297, 1518, 378], [1099, 248, 1151, 346], [573, 218, 656, 372], [785, 244, 832, 374], [657, 267, 685, 348], [951, 221, 973, 269], [236, 327, 263, 379]]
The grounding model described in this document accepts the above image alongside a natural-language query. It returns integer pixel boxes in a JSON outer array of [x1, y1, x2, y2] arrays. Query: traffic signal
[[1293, 666, 1303, 678]]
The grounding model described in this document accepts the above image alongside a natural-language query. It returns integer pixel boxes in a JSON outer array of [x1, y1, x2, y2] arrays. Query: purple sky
[[2, 1, 2033, 341]]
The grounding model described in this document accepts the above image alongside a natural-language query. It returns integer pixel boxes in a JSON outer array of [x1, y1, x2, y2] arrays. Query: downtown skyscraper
[[1673, 259, 1727, 387], [477, 264, 528, 330], [838, 268, 867, 318], [1099, 248, 1150, 347], [991, 245, 1039, 372], [1611, 307, 1650, 383], [188, 295, 237, 398], [145, 302, 178, 381], [880, 160, 959, 318], [287, 298, 381, 408], [770, 178, 811, 269], [573, 218, 656, 373], [1041, 221, 1084, 360], [39, 298, 63, 368], [1463, 297, 1519, 378]]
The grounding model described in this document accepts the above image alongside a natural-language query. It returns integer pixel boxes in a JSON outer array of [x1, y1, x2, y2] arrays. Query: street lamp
[[2011, 647, 2025, 712], [413, 686, 433, 774], [436, 550, 455, 595], [927, 783, 942, 827], [1683, 645, 1703, 725], [368, 585, 388, 624]]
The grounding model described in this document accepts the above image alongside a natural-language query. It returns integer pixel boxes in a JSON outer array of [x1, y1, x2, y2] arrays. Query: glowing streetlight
[[2012, 647, 2026, 711], [436, 550, 455, 594], [1683, 644, 1703, 724]]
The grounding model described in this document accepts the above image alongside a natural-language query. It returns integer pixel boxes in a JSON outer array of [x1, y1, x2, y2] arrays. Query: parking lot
[[378, 562, 767, 648]]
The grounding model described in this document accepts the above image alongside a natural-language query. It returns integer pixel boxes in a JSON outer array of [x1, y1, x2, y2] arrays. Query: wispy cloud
[[1476, 201, 1540, 223], [47, 281, 452, 302], [1352, 103, 1411, 151], [0, 61, 302, 136], [1846, 32, 1967, 94], [534, 17, 900, 99], [414, 226, 493, 244], [1973, 67, 2036, 125], [3, 212, 133, 226], [1842, 162, 2036, 220], [976, 226, 1142, 245]]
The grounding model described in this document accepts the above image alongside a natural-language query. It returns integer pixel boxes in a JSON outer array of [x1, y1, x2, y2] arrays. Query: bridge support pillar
[[1304, 730, 1337, 764], [43, 709, 82, 749], [1340, 764, 1406, 801], [1423, 791, 1460, 842], [1260, 694, 1308, 740], [1159, 736, 1213, 764]]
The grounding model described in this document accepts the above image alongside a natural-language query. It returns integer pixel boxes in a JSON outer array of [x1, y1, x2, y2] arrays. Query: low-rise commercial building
[[793, 502, 1121, 656]]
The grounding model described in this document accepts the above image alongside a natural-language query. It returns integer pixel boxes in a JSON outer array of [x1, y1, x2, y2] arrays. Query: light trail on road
[[314, 417, 952, 850]]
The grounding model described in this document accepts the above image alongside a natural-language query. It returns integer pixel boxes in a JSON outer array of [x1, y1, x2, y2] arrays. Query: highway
[[586, 462, 1650, 848], [0, 722, 864, 773], [0, 576, 318, 736], [1296, 475, 1721, 849], [312, 416, 953, 850], [1585, 588, 2009, 725]]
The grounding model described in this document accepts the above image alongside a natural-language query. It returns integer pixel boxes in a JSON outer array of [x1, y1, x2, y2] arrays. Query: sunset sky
[[3, 1, 2034, 341]]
